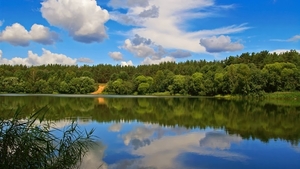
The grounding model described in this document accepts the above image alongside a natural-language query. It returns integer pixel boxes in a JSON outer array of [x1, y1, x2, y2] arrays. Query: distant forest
[[0, 50, 300, 96]]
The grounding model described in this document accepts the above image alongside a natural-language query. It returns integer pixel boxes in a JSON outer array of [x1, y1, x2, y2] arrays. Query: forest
[[0, 50, 300, 96]]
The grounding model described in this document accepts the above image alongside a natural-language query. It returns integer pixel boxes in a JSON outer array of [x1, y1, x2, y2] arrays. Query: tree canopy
[[0, 50, 299, 95]]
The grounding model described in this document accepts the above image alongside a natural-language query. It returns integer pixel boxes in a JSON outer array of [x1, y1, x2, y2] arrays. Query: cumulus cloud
[[141, 56, 175, 65], [121, 60, 134, 66], [109, 1, 158, 26], [169, 50, 191, 58], [109, 13, 141, 26], [110, 0, 249, 53], [41, 0, 109, 43], [139, 5, 159, 18], [132, 34, 152, 46], [109, 52, 123, 61], [0, 48, 77, 66], [77, 57, 94, 63], [122, 34, 167, 60], [123, 38, 155, 58], [200, 35, 244, 53], [0, 23, 59, 46], [109, 0, 150, 8]]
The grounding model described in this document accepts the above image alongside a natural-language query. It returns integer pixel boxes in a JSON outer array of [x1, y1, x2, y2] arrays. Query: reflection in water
[[1, 96, 300, 144], [292, 145, 300, 153], [200, 132, 242, 150], [80, 144, 108, 169], [107, 123, 248, 169], [109, 123, 122, 132], [1, 95, 300, 168], [123, 126, 155, 146]]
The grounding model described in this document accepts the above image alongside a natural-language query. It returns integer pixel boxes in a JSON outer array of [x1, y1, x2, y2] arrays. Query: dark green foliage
[[1, 96, 300, 145], [0, 50, 300, 95], [0, 107, 96, 169], [103, 50, 300, 95]]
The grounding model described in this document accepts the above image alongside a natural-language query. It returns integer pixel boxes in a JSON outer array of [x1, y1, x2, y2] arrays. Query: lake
[[1, 95, 300, 169]]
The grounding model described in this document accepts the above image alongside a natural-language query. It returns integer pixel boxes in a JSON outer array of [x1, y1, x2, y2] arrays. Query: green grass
[[263, 92, 300, 99], [151, 91, 172, 96]]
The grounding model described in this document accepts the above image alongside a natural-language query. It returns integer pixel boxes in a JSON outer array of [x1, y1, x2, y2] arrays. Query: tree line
[[0, 50, 299, 95], [104, 50, 300, 96]]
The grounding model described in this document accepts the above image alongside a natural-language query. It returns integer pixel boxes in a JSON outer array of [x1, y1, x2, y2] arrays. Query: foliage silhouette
[[0, 106, 97, 169]]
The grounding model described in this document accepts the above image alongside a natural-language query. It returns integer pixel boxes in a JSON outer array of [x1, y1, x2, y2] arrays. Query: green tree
[[138, 82, 150, 95]]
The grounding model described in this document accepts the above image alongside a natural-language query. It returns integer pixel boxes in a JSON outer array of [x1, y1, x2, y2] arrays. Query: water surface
[[0, 95, 300, 169]]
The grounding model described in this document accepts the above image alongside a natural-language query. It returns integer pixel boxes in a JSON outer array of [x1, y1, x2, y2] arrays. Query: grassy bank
[[263, 92, 300, 100]]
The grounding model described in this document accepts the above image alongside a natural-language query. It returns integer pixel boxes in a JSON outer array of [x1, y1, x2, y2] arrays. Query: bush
[[0, 107, 96, 169]]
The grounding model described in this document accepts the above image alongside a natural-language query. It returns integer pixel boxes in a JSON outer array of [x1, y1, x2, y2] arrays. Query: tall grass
[[0, 107, 96, 169]]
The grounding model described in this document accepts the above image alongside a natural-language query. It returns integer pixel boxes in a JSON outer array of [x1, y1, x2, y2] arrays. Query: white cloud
[[110, 0, 249, 53], [0, 20, 3, 27], [169, 50, 191, 58], [288, 35, 300, 42], [270, 49, 300, 54], [131, 34, 152, 46], [200, 35, 244, 53], [0, 48, 77, 66], [109, 0, 150, 8], [271, 35, 300, 42], [0, 50, 2, 58], [122, 35, 167, 60], [121, 60, 134, 66], [123, 38, 155, 58], [0, 23, 59, 46], [109, 52, 123, 61], [41, 0, 109, 43], [77, 57, 94, 63], [139, 5, 159, 18], [141, 56, 175, 65], [109, 12, 141, 26]]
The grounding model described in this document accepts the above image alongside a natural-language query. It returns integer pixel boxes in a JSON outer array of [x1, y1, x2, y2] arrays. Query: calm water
[[1, 95, 300, 169]]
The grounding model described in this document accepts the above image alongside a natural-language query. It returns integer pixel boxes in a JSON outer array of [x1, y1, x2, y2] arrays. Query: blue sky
[[0, 0, 299, 66]]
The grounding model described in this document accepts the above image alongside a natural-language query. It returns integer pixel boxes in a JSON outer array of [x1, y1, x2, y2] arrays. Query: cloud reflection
[[109, 123, 122, 132], [114, 125, 248, 169], [292, 145, 300, 153], [80, 143, 108, 169], [200, 131, 242, 150], [122, 126, 155, 146]]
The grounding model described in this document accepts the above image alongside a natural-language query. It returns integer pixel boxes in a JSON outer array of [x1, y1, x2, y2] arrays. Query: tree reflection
[[1, 96, 300, 144]]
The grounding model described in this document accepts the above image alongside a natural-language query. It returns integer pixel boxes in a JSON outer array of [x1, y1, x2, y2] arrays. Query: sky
[[0, 0, 299, 66]]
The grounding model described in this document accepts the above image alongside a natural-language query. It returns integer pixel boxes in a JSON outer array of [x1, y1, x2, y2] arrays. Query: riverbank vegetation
[[0, 50, 299, 96], [0, 107, 96, 168]]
